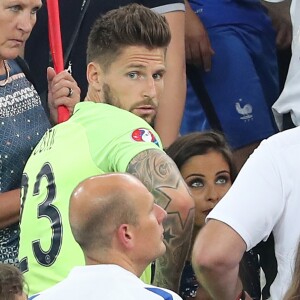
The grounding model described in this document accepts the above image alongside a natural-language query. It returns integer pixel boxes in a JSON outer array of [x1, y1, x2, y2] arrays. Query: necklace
[[0, 60, 10, 87]]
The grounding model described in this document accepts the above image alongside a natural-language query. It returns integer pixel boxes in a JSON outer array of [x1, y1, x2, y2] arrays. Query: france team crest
[[131, 128, 159, 147]]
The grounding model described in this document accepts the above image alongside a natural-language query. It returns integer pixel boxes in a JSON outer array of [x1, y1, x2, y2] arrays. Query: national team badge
[[131, 128, 159, 147]]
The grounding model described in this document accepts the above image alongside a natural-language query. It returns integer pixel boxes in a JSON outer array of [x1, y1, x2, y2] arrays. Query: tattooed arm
[[127, 149, 195, 292]]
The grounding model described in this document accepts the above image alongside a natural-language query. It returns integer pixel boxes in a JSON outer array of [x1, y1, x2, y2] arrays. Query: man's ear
[[86, 62, 103, 91], [117, 224, 134, 250]]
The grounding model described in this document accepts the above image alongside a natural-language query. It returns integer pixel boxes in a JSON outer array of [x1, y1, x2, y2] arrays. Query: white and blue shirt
[[29, 265, 183, 300]]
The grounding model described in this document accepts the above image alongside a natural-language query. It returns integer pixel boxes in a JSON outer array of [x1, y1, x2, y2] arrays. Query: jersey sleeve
[[83, 105, 163, 173], [107, 127, 162, 172]]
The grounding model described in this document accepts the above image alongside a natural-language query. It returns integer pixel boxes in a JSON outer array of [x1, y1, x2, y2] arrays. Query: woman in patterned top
[[0, 0, 79, 266]]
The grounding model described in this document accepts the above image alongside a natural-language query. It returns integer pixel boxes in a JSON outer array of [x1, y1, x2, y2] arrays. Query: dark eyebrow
[[184, 173, 205, 180], [156, 68, 166, 74], [126, 64, 166, 73], [216, 170, 230, 176]]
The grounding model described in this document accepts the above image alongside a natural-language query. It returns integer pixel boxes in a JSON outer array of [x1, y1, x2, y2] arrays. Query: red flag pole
[[47, 0, 70, 123]]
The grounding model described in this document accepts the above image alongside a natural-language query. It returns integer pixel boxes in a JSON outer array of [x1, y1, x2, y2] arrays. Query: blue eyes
[[188, 176, 229, 189], [128, 72, 138, 79], [9, 5, 21, 12], [216, 177, 227, 184], [9, 5, 40, 14], [190, 180, 204, 188], [127, 72, 163, 80], [153, 73, 163, 80]]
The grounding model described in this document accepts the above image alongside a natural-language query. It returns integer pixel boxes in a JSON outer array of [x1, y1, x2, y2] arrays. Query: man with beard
[[25, 0, 186, 148], [18, 4, 194, 296]]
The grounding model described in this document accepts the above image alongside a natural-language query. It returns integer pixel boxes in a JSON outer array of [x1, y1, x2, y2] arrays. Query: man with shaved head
[[30, 173, 183, 300]]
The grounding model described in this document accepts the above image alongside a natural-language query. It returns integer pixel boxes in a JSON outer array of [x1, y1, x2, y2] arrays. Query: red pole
[[47, 0, 70, 123]]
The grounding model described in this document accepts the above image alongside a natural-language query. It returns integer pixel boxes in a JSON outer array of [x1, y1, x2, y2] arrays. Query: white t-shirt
[[265, 0, 300, 129], [208, 126, 300, 300], [28, 264, 183, 300]]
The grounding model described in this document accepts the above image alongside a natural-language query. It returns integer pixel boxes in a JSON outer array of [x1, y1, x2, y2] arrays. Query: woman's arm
[[0, 189, 21, 229], [154, 10, 186, 148]]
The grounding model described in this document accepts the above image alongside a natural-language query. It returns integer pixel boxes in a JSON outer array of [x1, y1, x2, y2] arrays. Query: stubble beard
[[102, 83, 156, 126]]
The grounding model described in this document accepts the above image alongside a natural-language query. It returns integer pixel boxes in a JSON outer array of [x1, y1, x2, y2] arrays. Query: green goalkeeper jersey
[[18, 102, 162, 295]]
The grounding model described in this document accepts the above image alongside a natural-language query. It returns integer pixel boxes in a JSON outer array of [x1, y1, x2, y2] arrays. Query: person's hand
[[47, 67, 81, 124], [184, 1, 214, 71], [273, 18, 292, 50], [262, 0, 292, 50]]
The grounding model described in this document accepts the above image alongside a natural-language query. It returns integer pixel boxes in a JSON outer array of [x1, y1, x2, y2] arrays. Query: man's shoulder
[[74, 102, 131, 115], [72, 103, 162, 150], [263, 126, 300, 152], [74, 102, 153, 126]]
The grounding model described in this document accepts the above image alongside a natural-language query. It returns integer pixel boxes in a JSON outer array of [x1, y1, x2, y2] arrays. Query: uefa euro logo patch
[[131, 128, 159, 147]]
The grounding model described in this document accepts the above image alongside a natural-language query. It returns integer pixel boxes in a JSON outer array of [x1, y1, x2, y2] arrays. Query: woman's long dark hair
[[166, 130, 237, 182]]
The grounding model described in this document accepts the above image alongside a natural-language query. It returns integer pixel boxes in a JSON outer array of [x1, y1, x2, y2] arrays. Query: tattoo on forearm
[[154, 208, 194, 291], [127, 149, 195, 291], [128, 149, 185, 212]]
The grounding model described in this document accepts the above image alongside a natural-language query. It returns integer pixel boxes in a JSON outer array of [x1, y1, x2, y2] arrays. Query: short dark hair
[[0, 264, 26, 300], [87, 4, 171, 70], [166, 131, 237, 182]]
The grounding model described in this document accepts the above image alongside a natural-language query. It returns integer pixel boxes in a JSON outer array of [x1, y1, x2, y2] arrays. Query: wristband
[[236, 290, 246, 300]]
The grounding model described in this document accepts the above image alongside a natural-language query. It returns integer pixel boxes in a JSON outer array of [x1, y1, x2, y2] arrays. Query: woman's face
[[0, 0, 42, 60], [180, 151, 232, 227]]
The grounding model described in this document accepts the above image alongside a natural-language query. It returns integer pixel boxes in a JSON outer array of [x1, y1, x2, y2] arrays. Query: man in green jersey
[[18, 4, 194, 296]]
